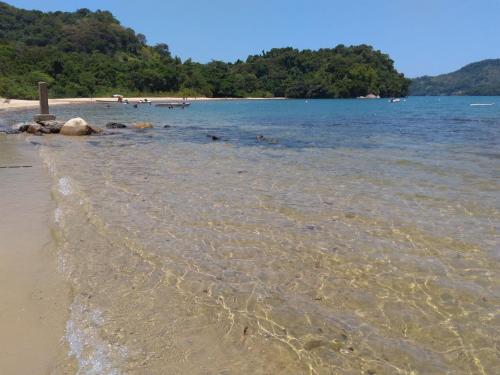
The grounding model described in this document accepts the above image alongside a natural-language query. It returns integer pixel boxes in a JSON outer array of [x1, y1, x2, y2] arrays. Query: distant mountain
[[410, 59, 500, 96]]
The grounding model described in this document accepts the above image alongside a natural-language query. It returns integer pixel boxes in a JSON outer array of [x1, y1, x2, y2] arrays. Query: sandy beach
[[0, 96, 284, 112], [0, 135, 73, 374]]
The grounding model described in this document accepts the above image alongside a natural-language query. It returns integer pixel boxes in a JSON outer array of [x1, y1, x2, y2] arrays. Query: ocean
[[1, 97, 499, 374]]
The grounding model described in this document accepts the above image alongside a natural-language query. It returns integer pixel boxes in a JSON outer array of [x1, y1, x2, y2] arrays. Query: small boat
[[389, 98, 401, 103], [470, 103, 495, 106], [155, 102, 191, 108]]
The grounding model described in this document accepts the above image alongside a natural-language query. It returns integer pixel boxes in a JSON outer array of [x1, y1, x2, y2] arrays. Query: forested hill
[[0, 1, 410, 99], [410, 59, 500, 96]]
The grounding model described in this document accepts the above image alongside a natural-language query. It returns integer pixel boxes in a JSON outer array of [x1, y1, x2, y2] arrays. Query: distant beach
[[0, 96, 285, 112]]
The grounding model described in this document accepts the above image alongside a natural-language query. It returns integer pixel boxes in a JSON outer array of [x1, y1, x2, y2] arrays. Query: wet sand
[[0, 136, 72, 374]]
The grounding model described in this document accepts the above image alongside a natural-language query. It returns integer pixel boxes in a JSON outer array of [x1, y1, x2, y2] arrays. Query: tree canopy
[[0, 1, 410, 99]]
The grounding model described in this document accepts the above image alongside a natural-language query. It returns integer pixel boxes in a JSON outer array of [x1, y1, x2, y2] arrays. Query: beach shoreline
[[0, 135, 74, 374], [0, 96, 286, 112]]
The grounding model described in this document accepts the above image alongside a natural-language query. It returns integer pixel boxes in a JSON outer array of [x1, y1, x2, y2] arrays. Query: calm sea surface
[[1, 97, 499, 374]]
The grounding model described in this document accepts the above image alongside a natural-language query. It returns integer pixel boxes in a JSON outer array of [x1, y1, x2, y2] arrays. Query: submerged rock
[[60, 117, 93, 136], [106, 122, 127, 129], [207, 134, 221, 141], [133, 122, 153, 129], [256, 134, 279, 144]]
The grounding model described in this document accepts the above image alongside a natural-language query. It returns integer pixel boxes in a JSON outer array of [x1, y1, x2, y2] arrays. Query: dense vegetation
[[0, 1, 409, 99], [410, 59, 500, 96]]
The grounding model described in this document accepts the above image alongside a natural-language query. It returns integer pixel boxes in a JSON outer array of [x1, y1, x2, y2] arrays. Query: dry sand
[[0, 135, 72, 375]]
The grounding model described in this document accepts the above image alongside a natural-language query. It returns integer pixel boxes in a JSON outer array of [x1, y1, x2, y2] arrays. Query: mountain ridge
[[410, 59, 500, 96]]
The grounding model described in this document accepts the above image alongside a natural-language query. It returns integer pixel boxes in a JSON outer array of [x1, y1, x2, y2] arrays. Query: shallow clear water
[[2, 98, 499, 374]]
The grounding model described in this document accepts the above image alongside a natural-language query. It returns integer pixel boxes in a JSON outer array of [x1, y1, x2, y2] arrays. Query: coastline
[[0, 135, 73, 374], [0, 96, 286, 112]]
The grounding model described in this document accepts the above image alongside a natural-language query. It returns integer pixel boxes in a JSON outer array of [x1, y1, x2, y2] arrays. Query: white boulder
[[60, 117, 92, 136]]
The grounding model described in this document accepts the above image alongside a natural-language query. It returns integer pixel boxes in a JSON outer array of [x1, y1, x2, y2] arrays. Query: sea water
[[1, 97, 499, 374]]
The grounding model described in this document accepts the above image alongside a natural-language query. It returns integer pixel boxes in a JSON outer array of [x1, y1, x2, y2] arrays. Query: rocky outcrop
[[38, 120, 64, 133], [11, 123, 30, 132], [22, 122, 51, 135], [357, 93, 380, 99], [106, 122, 127, 129], [27, 123, 43, 135], [60, 117, 94, 136], [5, 118, 99, 136]]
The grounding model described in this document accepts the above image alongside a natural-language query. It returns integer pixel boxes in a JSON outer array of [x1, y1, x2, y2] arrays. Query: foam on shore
[[66, 296, 128, 375]]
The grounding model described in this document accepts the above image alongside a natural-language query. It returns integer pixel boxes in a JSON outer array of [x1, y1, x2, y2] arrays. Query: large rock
[[60, 118, 93, 136], [39, 120, 64, 134], [27, 123, 43, 135]]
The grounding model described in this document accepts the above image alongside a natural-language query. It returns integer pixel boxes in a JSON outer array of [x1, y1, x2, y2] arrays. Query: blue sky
[[6, 0, 500, 77]]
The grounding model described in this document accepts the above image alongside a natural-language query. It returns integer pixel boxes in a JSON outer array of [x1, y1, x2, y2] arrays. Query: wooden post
[[33, 82, 56, 122], [38, 82, 49, 114]]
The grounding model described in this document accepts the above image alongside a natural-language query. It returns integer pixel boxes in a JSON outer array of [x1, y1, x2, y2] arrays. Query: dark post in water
[[38, 82, 49, 114], [33, 81, 56, 122]]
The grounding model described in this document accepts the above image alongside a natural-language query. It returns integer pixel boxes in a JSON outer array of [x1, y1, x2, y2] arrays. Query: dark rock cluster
[[7, 117, 100, 136], [9, 120, 64, 135]]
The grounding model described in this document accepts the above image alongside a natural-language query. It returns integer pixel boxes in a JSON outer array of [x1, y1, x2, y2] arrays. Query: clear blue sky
[[6, 0, 500, 77]]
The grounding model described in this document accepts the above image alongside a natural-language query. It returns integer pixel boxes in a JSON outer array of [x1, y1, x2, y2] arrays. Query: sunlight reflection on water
[[3, 98, 499, 374]]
